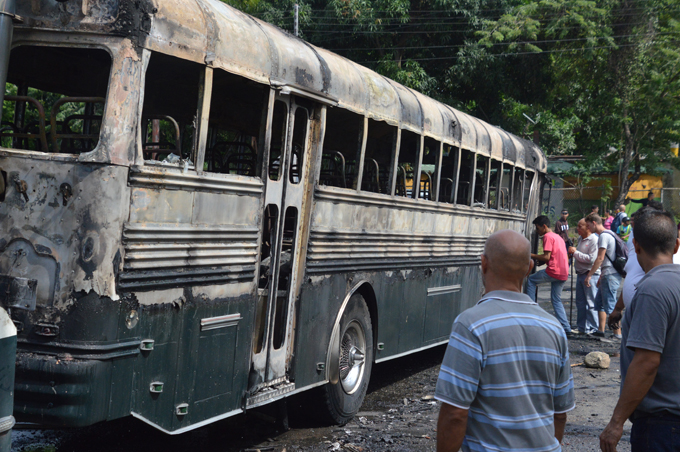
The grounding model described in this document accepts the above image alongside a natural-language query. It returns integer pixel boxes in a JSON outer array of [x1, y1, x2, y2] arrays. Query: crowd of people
[[435, 197, 680, 452]]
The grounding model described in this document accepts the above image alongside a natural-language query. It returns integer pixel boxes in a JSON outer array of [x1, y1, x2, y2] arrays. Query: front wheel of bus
[[323, 294, 373, 425]]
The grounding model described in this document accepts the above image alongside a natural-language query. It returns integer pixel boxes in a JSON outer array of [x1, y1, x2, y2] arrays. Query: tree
[[476, 0, 680, 204]]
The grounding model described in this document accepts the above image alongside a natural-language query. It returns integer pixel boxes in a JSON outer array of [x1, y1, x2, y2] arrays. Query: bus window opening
[[319, 108, 363, 189], [362, 119, 396, 194], [473, 154, 489, 208], [395, 130, 421, 198], [2, 46, 110, 154], [204, 70, 269, 177], [289, 106, 309, 184], [268, 101, 288, 181], [500, 164, 513, 210], [512, 167, 524, 212], [488, 159, 502, 209], [523, 170, 534, 212], [456, 149, 474, 205], [141, 53, 201, 164], [420, 137, 440, 201], [439, 145, 458, 204]]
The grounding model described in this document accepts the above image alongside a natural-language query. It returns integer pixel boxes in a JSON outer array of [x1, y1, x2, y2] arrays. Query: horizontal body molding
[[200, 314, 242, 331], [119, 223, 260, 290], [129, 166, 264, 195], [427, 284, 462, 296]]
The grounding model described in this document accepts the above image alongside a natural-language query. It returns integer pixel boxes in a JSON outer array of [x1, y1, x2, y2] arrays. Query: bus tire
[[322, 293, 373, 425]]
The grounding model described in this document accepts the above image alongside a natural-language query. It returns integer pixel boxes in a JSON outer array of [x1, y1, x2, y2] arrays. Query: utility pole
[[294, 3, 299, 37]]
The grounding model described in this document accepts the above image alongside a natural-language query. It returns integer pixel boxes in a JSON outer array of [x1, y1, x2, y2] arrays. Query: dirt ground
[[11, 275, 630, 452]]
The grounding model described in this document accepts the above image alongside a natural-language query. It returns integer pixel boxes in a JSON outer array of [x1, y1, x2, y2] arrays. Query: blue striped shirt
[[435, 290, 575, 452]]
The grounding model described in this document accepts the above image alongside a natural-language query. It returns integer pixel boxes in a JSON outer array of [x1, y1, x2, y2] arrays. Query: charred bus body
[[0, 0, 547, 434]]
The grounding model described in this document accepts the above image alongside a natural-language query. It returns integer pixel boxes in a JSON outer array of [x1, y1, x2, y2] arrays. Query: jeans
[[594, 272, 623, 314], [525, 269, 570, 333], [631, 414, 680, 451], [576, 273, 599, 334]]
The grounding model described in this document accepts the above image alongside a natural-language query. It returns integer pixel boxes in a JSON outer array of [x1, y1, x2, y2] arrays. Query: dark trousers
[[631, 414, 680, 451]]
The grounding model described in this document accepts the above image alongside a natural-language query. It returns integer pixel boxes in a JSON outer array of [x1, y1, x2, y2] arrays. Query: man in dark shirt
[[555, 209, 570, 244], [628, 191, 655, 208], [600, 209, 680, 452]]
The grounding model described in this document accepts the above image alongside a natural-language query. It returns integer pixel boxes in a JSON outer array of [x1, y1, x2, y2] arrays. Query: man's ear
[[633, 238, 642, 256], [481, 254, 488, 274], [674, 238, 680, 255]]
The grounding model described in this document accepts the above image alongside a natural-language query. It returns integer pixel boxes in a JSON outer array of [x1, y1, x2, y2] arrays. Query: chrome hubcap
[[339, 320, 366, 394]]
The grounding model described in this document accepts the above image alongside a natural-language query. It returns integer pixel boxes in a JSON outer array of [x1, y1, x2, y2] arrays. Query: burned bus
[[0, 0, 547, 434]]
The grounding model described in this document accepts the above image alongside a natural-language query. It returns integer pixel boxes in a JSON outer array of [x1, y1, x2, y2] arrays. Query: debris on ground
[[585, 351, 611, 369]]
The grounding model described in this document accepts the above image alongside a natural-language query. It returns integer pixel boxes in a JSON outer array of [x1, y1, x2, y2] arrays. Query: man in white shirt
[[568, 218, 600, 334]]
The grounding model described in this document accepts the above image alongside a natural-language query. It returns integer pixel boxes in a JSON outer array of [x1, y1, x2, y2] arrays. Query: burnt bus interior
[[141, 53, 200, 162], [320, 107, 363, 189], [0, 45, 536, 214], [362, 118, 395, 194], [1, 46, 111, 154]]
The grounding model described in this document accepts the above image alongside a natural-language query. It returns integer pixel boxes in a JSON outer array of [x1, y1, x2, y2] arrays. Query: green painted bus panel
[[0, 335, 16, 424], [131, 302, 184, 431], [292, 276, 347, 388], [422, 267, 464, 344], [171, 298, 253, 431], [398, 271, 428, 355], [292, 265, 482, 391], [14, 353, 113, 427]]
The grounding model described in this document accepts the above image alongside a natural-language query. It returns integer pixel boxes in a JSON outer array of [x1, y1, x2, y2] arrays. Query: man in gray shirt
[[585, 213, 623, 339], [600, 209, 680, 452], [568, 218, 600, 334]]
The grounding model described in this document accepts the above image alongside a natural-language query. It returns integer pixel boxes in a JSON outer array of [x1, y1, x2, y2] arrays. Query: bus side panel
[[123, 168, 262, 431], [292, 275, 352, 388]]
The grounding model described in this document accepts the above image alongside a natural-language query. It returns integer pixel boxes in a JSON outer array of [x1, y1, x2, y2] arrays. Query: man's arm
[[531, 250, 551, 264], [585, 248, 606, 287], [437, 403, 468, 452], [572, 243, 596, 264], [599, 348, 662, 452], [608, 293, 625, 330], [554, 412, 567, 444]]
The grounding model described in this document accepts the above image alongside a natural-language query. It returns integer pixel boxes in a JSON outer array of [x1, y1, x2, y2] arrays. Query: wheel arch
[[354, 282, 378, 355], [325, 280, 378, 385]]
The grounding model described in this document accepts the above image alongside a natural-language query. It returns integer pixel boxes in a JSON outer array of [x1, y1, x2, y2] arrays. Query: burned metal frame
[[0, 0, 547, 436]]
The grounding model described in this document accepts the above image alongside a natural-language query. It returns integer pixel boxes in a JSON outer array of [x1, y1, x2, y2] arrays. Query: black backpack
[[610, 212, 625, 236], [602, 230, 628, 277]]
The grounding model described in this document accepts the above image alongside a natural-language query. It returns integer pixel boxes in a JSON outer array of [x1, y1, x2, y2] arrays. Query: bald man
[[436, 230, 575, 452]]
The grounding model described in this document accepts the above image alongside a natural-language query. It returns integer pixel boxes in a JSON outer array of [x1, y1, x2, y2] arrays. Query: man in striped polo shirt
[[436, 230, 575, 452]]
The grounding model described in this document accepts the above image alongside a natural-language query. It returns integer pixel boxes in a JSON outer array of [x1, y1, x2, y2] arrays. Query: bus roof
[[14, 0, 546, 172]]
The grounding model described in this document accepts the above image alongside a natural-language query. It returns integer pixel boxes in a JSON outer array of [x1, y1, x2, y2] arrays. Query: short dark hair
[[532, 215, 551, 228], [648, 191, 654, 197], [647, 200, 663, 210], [633, 210, 677, 257], [631, 203, 664, 223], [585, 213, 603, 225], [591, 205, 599, 210]]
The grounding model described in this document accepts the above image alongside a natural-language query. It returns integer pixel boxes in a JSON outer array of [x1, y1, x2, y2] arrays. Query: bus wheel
[[323, 294, 373, 425]]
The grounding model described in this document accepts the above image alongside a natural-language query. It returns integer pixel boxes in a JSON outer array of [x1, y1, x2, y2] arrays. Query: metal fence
[[541, 186, 680, 229]]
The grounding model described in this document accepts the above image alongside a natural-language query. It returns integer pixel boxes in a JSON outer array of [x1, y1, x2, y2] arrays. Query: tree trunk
[[613, 112, 641, 206]]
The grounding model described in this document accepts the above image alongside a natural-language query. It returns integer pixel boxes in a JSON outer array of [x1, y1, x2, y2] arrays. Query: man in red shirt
[[525, 215, 572, 337]]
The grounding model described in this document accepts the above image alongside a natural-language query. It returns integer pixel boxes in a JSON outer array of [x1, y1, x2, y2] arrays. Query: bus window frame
[[391, 128, 423, 199], [4, 43, 114, 160], [418, 135, 441, 202], [354, 117, 369, 192]]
